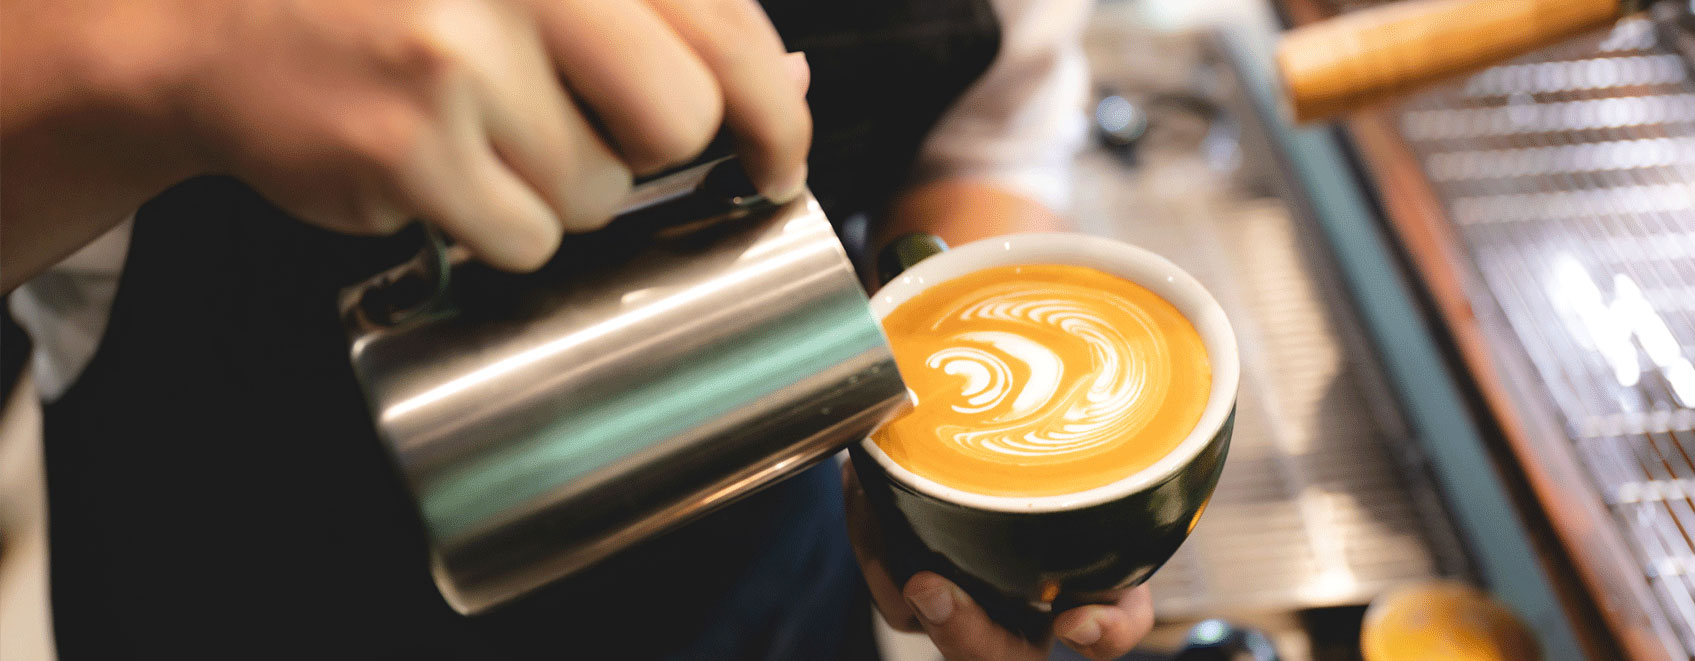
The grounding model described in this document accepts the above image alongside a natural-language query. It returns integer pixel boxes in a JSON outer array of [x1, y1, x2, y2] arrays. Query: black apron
[[39, 2, 999, 659]]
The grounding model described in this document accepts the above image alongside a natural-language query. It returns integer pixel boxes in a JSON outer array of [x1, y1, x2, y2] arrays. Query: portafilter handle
[[1277, 0, 1638, 123]]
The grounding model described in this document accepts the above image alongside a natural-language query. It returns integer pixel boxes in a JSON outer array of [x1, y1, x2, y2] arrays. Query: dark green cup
[[853, 232, 1239, 639]]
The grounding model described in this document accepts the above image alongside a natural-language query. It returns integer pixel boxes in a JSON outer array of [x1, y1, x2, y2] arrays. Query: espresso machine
[[1265, 0, 1695, 658]]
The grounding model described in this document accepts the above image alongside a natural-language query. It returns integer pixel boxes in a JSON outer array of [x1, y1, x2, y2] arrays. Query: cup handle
[[875, 232, 949, 287]]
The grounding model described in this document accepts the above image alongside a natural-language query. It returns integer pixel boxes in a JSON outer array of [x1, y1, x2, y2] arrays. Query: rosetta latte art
[[875, 264, 1210, 498]]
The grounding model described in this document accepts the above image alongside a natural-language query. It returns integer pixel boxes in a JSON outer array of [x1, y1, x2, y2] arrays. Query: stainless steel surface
[[1371, 9, 1695, 658], [1078, 16, 1458, 620], [343, 190, 909, 614]]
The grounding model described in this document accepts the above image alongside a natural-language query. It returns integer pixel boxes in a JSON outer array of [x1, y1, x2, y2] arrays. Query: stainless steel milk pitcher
[[340, 158, 910, 614]]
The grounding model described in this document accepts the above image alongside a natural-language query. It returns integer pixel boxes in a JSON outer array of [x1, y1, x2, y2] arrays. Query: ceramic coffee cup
[[851, 232, 1239, 636]]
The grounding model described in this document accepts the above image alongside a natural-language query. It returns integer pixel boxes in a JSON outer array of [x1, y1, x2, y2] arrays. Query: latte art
[[874, 264, 1211, 497]]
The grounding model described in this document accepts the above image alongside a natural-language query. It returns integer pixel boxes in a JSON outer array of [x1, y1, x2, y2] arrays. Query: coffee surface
[[873, 264, 1211, 497]]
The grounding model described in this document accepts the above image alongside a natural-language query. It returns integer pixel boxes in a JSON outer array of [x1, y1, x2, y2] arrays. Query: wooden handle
[[1277, 0, 1624, 123]]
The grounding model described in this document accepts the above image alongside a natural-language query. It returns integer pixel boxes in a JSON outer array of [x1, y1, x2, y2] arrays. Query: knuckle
[[371, 24, 475, 108], [373, 27, 458, 87], [383, 15, 460, 75], [398, 37, 456, 81]]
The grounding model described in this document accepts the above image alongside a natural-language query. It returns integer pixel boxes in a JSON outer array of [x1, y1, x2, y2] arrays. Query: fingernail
[[1061, 616, 1102, 647], [907, 586, 955, 625], [784, 51, 811, 94], [765, 164, 807, 204]]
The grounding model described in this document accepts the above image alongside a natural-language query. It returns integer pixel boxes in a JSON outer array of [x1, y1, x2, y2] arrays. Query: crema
[[873, 264, 1211, 497]]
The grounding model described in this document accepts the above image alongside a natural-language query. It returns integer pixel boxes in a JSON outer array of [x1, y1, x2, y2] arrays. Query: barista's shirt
[[7, 0, 1087, 657]]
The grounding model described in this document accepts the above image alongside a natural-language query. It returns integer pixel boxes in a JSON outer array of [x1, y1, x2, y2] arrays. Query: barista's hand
[[2, 0, 809, 285], [178, 0, 811, 272], [843, 462, 1156, 660]]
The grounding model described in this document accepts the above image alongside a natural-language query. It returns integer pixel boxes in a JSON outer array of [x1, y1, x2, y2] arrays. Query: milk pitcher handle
[[351, 155, 764, 328]]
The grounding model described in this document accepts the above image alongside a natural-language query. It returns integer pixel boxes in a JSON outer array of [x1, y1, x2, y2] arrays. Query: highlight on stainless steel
[[1076, 21, 1460, 621], [342, 189, 909, 614], [1374, 7, 1695, 655]]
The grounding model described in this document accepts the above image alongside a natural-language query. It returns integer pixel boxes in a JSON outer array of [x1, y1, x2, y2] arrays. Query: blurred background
[[5, 0, 1694, 659]]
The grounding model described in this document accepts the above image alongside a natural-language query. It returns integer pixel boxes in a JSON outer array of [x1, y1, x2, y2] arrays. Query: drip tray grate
[[1385, 12, 1695, 656]]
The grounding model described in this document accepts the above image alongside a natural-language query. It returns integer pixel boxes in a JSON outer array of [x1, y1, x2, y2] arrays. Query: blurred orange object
[[1276, 0, 1623, 122], [1361, 581, 1540, 661]]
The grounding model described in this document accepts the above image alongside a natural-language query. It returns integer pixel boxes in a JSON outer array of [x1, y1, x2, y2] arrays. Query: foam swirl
[[874, 264, 1211, 497], [928, 289, 1166, 461]]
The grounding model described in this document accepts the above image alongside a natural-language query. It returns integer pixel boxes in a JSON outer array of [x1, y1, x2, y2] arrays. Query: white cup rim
[[860, 232, 1239, 513]]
